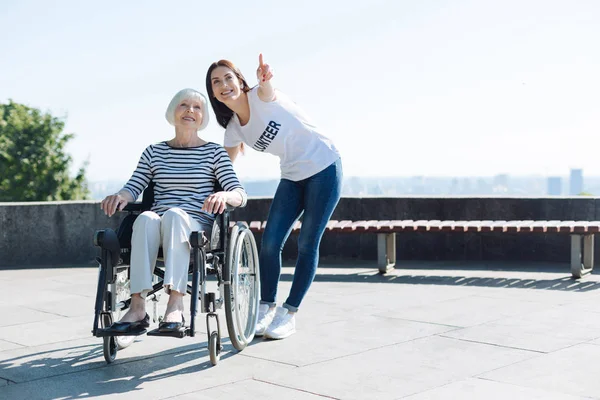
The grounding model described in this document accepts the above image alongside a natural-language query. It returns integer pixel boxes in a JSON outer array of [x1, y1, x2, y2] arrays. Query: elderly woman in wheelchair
[[92, 88, 260, 365]]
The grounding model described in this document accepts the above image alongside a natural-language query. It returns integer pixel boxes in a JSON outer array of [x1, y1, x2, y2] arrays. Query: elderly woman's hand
[[101, 193, 129, 217], [202, 191, 229, 214]]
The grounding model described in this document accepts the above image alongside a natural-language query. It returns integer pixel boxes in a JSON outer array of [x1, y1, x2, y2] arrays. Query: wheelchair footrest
[[146, 327, 190, 338], [95, 328, 147, 337]]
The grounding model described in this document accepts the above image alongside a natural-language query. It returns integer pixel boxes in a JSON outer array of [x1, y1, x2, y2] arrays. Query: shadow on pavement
[[0, 335, 262, 399], [280, 262, 600, 292]]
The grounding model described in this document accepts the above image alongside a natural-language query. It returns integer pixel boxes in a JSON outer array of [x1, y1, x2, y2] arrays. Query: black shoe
[[158, 316, 185, 333], [99, 313, 150, 336]]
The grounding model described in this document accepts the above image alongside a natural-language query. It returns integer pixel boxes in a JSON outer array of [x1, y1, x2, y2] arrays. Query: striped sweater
[[121, 141, 247, 226]]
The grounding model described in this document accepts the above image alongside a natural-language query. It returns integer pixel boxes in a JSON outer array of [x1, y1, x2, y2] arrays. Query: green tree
[[0, 100, 89, 201]]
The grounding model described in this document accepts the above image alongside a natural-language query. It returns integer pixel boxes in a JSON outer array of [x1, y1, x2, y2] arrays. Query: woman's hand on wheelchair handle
[[101, 193, 128, 217], [202, 191, 228, 214]]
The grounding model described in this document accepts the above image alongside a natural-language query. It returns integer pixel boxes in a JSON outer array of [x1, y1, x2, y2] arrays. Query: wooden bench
[[235, 220, 600, 278]]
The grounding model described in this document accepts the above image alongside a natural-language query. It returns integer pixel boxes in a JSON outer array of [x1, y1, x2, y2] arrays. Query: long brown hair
[[205, 59, 252, 129]]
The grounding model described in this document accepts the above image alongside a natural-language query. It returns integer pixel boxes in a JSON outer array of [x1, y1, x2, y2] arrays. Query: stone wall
[[1, 197, 598, 268]]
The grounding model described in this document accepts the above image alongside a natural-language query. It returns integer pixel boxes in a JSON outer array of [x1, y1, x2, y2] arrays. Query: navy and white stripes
[[121, 141, 247, 226]]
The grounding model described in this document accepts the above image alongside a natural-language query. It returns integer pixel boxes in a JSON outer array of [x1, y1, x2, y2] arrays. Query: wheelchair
[[91, 183, 260, 366]]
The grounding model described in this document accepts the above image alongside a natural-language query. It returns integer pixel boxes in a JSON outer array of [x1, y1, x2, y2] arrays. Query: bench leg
[[571, 234, 594, 279], [377, 233, 396, 274]]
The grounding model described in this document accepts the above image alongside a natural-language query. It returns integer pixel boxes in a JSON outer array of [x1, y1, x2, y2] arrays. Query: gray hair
[[165, 88, 209, 131]]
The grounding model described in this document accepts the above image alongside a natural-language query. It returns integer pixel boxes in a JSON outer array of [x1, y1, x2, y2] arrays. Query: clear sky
[[1, 0, 599, 182]]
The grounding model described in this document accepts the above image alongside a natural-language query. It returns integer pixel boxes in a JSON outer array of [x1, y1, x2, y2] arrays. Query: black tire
[[209, 332, 220, 366], [103, 336, 118, 364], [223, 223, 260, 351]]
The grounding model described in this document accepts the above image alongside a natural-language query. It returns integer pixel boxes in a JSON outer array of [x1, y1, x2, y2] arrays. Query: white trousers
[[129, 208, 211, 297]]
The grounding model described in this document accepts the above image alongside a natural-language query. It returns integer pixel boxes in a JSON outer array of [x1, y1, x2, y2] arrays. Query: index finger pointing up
[[259, 53, 265, 67]]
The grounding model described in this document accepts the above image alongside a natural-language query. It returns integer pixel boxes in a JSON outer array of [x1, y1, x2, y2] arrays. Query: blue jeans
[[260, 158, 343, 312]]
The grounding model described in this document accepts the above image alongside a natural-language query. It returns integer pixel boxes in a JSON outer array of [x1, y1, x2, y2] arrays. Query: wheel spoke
[[224, 224, 260, 350]]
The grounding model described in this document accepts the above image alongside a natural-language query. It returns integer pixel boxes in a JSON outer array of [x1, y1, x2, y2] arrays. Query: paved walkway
[[1, 261, 600, 399]]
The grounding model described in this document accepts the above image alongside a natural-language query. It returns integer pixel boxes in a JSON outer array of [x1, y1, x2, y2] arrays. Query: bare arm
[[225, 190, 245, 207], [101, 146, 153, 216], [256, 53, 276, 102], [117, 189, 135, 203], [100, 189, 134, 217], [202, 147, 248, 214], [202, 190, 246, 214]]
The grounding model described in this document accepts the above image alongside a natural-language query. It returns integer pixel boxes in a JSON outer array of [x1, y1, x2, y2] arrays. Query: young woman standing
[[206, 55, 342, 339]]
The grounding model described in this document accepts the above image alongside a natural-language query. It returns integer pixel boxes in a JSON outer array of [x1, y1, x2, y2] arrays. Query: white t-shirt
[[224, 87, 340, 181]]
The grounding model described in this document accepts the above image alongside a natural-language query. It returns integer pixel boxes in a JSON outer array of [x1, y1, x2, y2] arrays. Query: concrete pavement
[[1, 261, 600, 399]]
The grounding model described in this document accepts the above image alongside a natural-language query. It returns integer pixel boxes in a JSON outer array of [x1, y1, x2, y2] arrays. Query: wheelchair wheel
[[113, 269, 134, 350], [208, 332, 220, 366], [210, 218, 220, 250], [224, 223, 260, 351], [103, 336, 118, 363]]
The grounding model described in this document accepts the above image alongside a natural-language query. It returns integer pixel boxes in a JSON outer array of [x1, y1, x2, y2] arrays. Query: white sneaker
[[264, 307, 296, 340], [255, 303, 276, 336]]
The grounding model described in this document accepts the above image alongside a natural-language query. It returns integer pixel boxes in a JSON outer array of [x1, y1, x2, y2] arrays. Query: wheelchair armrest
[[122, 203, 233, 213], [123, 202, 144, 212], [93, 229, 121, 267]]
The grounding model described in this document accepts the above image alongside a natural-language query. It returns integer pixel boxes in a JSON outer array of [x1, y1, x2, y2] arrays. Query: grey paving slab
[[48, 281, 101, 299], [0, 286, 90, 307], [23, 296, 95, 318], [0, 344, 295, 400], [441, 305, 600, 353], [0, 305, 64, 327], [0, 267, 87, 280], [378, 294, 552, 327], [173, 379, 329, 399], [313, 281, 473, 315], [402, 377, 591, 400], [243, 315, 456, 367], [565, 293, 600, 314], [1, 268, 99, 301], [0, 315, 92, 347], [480, 343, 600, 399], [0, 339, 24, 353], [2, 278, 80, 297], [262, 335, 537, 400], [46, 271, 108, 298], [289, 298, 359, 327]]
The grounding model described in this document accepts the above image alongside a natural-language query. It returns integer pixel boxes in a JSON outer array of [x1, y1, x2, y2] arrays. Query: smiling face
[[172, 97, 204, 130], [210, 66, 245, 105], [165, 89, 209, 131]]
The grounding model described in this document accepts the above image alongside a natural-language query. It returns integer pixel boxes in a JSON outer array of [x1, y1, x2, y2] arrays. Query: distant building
[[449, 178, 460, 194], [547, 177, 562, 195], [493, 174, 509, 193], [493, 174, 509, 187], [569, 169, 584, 195]]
